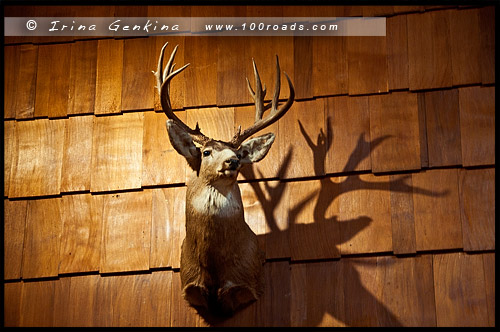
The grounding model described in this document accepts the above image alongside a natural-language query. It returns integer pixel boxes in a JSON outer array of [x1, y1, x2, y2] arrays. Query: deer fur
[[168, 121, 275, 315], [154, 42, 294, 316]]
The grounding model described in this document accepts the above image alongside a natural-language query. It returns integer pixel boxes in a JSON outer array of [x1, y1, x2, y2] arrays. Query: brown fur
[[181, 175, 265, 314], [154, 43, 294, 317], [167, 128, 271, 315]]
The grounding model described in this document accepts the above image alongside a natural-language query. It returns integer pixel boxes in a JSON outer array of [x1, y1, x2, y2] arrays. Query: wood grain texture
[[325, 95, 371, 174], [100, 190, 152, 273], [347, 37, 389, 95], [68, 40, 97, 115], [239, 182, 270, 255], [390, 174, 417, 255], [150, 189, 171, 268], [9, 118, 65, 198], [362, 6, 395, 16], [479, 7, 495, 84], [260, 261, 291, 327], [186, 107, 234, 142], [183, 36, 218, 108], [4, 46, 18, 118], [290, 263, 314, 326], [20, 279, 56, 326], [216, 36, 249, 106], [110, 274, 160, 326], [459, 86, 495, 166], [9, 45, 38, 119], [293, 36, 313, 100], [386, 15, 409, 90], [22, 198, 62, 279], [433, 252, 489, 327], [292, 260, 345, 327], [412, 169, 462, 251], [407, 10, 453, 90], [34, 43, 71, 118], [4, 282, 23, 326], [343, 257, 384, 326], [417, 93, 429, 168], [288, 179, 341, 261], [344, 6, 364, 17], [337, 173, 393, 255], [376, 255, 436, 326], [150, 271, 174, 326], [108, 271, 172, 327], [392, 5, 424, 14], [150, 186, 186, 269], [459, 168, 495, 251], [279, 99, 325, 179], [142, 111, 186, 186], [344, 255, 436, 327], [4, 199, 28, 280], [53, 277, 71, 326], [90, 112, 143, 192], [88, 274, 113, 326], [369, 91, 421, 173], [75, 271, 172, 327], [153, 36, 186, 111], [234, 105, 280, 180], [246, 37, 294, 103], [313, 36, 348, 96], [64, 275, 101, 326], [95, 39, 123, 115], [59, 194, 103, 274], [448, 9, 481, 86], [170, 271, 200, 327], [239, 180, 288, 260], [424, 89, 462, 167], [121, 37, 155, 111], [4, 120, 16, 196], [60, 115, 94, 192], [482, 253, 495, 327]]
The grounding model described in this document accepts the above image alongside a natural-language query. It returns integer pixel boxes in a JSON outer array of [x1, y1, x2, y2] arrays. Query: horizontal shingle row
[[4, 252, 495, 327], [4, 87, 494, 198], [4, 7, 495, 119], [4, 166, 494, 280]]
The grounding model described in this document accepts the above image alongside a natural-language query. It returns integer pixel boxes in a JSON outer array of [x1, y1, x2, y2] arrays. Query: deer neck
[[187, 176, 243, 219]]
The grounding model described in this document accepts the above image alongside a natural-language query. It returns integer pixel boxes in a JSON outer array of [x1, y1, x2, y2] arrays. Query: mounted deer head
[[154, 42, 294, 316]]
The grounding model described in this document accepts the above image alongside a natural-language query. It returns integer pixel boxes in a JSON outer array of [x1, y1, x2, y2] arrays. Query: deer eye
[[203, 150, 211, 157], [236, 153, 242, 159]]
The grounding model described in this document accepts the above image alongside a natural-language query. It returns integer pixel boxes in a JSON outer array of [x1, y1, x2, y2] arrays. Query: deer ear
[[238, 133, 275, 164], [166, 120, 201, 168]]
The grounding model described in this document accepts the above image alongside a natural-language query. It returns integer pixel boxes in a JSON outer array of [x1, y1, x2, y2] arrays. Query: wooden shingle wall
[[3, 5, 495, 327]]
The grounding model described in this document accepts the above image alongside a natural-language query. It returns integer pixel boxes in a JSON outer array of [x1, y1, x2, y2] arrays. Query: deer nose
[[226, 158, 239, 170]]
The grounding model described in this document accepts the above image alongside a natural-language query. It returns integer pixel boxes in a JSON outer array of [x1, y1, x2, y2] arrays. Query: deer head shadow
[[206, 116, 448, 327]]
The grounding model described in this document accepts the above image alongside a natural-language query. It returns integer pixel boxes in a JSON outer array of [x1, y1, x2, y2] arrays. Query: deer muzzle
[[226, 158, 240, 171]]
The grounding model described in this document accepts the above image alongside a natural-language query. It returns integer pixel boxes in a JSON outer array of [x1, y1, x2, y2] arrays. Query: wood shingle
[[2, 4, 495, 328]]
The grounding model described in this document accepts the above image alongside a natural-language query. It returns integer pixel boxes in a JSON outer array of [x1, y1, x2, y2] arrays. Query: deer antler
[[154, 42, 209, 145], [230, 55, 295, 148]]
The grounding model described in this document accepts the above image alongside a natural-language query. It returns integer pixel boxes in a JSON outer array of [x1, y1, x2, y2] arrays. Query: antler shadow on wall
[[204, 116, 448, 327]]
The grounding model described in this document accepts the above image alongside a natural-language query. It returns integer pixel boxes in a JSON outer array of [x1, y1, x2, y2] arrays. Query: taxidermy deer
[[154, 42, 295, 316]]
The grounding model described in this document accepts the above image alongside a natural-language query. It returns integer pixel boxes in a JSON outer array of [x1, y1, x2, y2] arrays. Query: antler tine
[[154, 42, 209, 145], [271, 55, 281, 114], [230, 55, 295, 148], [246, 59, 267, 122]]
